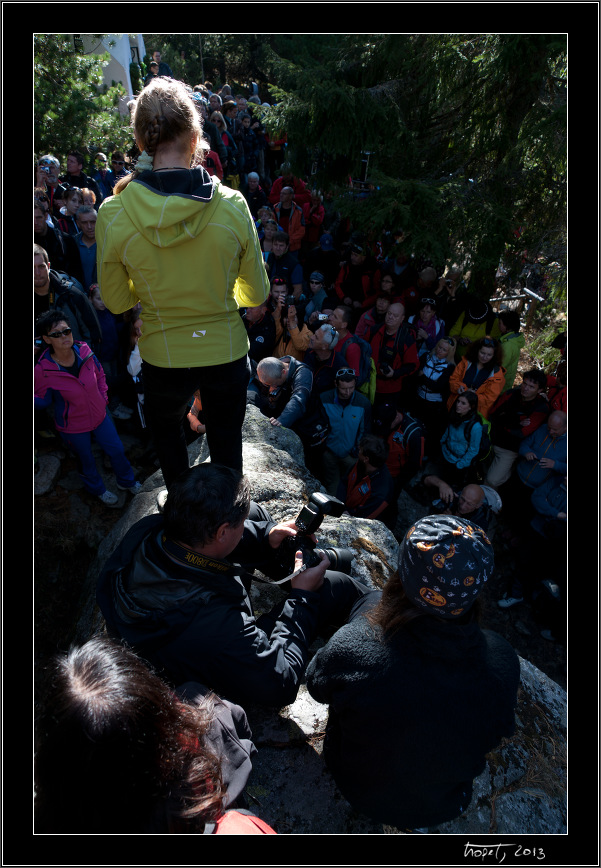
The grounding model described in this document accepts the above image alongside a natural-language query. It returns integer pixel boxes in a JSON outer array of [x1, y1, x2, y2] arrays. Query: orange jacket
[[447, 357, 505, 419]]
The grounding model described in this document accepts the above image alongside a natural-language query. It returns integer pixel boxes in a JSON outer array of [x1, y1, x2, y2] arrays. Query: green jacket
[[499, 330, 525, 391], [96, 168, 270, 368]]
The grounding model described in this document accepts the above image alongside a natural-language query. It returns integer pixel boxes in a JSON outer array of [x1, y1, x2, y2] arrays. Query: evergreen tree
[[260, 34, 566, 297], [35, 34, 130, 166]]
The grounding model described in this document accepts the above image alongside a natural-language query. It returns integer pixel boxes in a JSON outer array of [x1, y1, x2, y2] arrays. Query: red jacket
[[335, 262, 380, 309], [370, 325, 419, 396], [269, 175, 311, 207], [273, 201, 306, 251], [302, 201, 325, 245], [340, 462, 393, 520]]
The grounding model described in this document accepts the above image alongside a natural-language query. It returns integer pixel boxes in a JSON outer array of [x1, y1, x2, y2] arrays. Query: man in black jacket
[[241, 301, 276, 363], [35, 199, 85, 286], [61, 150, 102, 208], [248, 355, 312, 431], [34, 243, 101, 348], [96, 463, 368, 708], [484, 369, 550, 489]]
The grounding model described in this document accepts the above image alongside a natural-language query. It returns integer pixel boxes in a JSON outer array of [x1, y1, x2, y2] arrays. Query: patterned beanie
[[398, 514, 494, 619]]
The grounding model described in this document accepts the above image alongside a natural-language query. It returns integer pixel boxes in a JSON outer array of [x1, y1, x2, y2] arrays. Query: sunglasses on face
[[48, 328, 72, 338], [112, 160, 125, 166]]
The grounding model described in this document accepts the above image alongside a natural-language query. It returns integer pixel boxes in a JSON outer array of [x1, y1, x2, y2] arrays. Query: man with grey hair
[[208, 92, 222, 113], [249, 355, 312, 430], [303, 324, 347, 395], [242, 170, 268, 218]]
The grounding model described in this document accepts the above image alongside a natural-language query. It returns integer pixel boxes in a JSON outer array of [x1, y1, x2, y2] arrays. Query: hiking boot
[[98, 490, 119, 506], [497, 594, 524, 609], [111, 404, 133, 419]]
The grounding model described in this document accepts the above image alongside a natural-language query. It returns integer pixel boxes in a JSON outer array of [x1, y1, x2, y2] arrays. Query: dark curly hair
[[34, 636, 225, 833], [464, 335, 503, 368]]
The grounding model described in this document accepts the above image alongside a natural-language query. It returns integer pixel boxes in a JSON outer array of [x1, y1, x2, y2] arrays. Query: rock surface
[[74, 405, 567, 836]]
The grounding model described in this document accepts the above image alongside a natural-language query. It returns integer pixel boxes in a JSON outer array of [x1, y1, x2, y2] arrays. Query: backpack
[[389, 411, 425, 472], [464, 411, 492, 465], [344, 334, 377, 401]]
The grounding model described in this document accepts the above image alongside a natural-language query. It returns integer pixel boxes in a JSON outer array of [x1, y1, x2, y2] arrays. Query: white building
[[73, 34, 147, 115]]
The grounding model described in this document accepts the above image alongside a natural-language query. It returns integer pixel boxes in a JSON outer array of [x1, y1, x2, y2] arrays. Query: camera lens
[[318, 547, 354, 576]]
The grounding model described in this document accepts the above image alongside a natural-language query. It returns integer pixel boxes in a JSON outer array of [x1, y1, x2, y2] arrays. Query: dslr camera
[[271, 492, 353, 579]]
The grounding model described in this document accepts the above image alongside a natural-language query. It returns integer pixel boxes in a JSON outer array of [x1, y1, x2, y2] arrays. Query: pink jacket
[[34, 342, 108, 433]]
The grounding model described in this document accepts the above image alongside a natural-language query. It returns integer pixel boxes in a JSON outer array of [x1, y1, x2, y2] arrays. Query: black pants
[[142, 355, 251, 489]]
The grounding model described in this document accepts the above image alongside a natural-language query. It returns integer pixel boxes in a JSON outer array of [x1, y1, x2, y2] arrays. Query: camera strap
[[160, 535, 302, 586]]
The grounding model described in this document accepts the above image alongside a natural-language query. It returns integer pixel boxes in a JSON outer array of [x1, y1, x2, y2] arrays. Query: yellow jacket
[[96, 169, 270, 368]]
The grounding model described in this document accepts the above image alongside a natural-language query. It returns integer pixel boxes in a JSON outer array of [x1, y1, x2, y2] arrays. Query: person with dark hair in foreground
[[306, 515, 520, 831], [34, 636, 276, 834], [97, 463, 369, 708]]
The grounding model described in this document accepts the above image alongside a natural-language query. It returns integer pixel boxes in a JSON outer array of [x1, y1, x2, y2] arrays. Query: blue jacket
[[530, 475, 567, 536], [321, 389, 372, 458], [517, 424, 567, 488], [441, 417, 482, 469]]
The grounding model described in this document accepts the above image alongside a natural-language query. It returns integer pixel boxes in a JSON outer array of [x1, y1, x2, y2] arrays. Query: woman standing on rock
[[96, 77, 269, 489]]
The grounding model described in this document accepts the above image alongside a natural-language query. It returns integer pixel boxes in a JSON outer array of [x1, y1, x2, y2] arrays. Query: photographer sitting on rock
[[97, 463, 369, 709]]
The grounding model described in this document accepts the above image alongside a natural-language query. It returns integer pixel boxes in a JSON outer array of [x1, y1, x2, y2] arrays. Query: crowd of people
[[34, 59, 567, 835]]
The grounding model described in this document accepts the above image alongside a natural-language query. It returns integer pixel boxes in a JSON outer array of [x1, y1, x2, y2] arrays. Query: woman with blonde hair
[[96, 77, 269, 489]]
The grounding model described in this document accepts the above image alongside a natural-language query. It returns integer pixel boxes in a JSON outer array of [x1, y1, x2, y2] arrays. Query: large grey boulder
[[74, 404, 566, 835]]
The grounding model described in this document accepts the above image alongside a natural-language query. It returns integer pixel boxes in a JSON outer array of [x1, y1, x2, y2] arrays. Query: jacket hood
[[500, 331, 526, 348], [36, 340, 93, 367], [120, 167, 223, 249]]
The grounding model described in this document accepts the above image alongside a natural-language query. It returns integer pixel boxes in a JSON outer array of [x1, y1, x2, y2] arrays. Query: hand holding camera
[[290, 549, 329, 592], [268, 492, 353, 581]]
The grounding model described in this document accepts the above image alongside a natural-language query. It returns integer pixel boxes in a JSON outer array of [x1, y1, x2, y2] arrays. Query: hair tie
[[136, 150, 154, 172]]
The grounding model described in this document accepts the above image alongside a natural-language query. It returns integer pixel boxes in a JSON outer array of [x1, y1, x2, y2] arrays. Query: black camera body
[[271, 492, 353, 579], [379, 363, 392, 375]]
